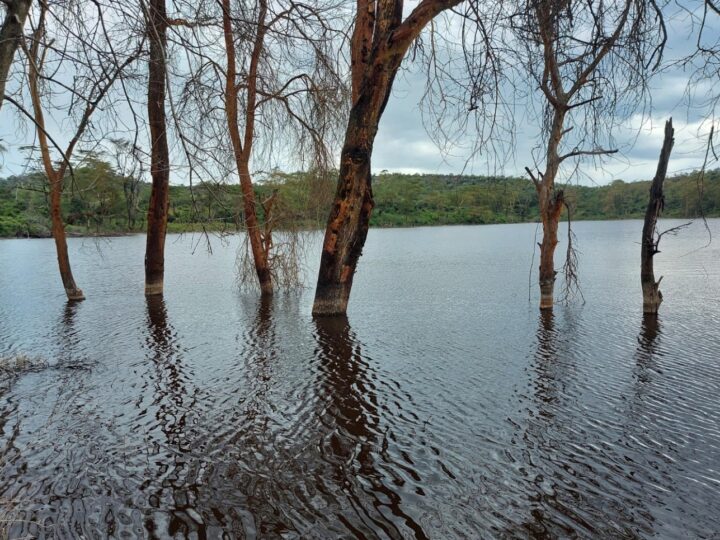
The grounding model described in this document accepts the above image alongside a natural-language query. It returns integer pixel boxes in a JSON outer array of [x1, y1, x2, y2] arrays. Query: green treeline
[[1, 160, 719, 238]]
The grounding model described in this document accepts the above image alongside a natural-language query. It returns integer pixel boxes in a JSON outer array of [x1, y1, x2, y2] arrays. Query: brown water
[[1, 220, 719, 539]]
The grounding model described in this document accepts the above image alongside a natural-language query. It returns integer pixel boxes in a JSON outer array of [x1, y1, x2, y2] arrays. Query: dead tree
[[312, 0, 463, 316], [514, 0, 664, 310], [641, 119, 674, 313], [0, 0, 31, 112]]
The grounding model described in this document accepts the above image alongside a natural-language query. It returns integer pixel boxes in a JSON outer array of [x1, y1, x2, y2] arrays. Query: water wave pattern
[[0, 220, 719, 538]]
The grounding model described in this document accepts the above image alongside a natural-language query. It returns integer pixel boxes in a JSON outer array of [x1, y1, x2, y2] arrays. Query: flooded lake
[[1, 220, 719, 539]]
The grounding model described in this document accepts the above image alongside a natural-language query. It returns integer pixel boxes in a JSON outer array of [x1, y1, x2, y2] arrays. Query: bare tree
[[513, 0, 664, 310], [0, 0, 32, 112], [21, 1, 139, 300], [312, 0, 466, 316], [641, 118, 674, 313]]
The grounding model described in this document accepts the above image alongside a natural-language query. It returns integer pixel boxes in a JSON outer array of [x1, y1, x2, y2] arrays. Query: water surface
[[1, 220, 719, 538]]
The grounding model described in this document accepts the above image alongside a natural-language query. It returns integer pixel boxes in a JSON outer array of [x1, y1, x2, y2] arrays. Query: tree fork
[[641, 118, 674, 314]]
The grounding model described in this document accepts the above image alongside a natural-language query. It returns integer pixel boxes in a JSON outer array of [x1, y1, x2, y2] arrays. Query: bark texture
[[222, 0, 272, 295], [144, 0, 170, 296], [0, 0, 31, 112], [641, 119, 674, 313], [313, 0, 461, 316]]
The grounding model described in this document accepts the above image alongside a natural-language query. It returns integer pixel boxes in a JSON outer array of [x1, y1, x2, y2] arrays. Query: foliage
[[1, 160, 719, 237]]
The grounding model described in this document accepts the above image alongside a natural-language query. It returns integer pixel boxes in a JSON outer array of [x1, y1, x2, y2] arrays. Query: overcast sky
[[1, 1, 718, 186]]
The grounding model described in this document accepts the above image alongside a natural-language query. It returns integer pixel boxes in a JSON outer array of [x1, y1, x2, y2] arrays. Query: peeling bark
[[641, 119, 674, 313], [144, 0, 170, 296], [312, 0, 461, 316]]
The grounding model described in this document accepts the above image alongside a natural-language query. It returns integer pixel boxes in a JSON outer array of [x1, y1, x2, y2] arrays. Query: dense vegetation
[[1, 160, 718, 238]]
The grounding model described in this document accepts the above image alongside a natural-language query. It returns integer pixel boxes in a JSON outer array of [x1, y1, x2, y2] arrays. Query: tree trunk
[[538, 186, 564, 309], [239, 158, 273, 295], [641, 119, 674, 313], [0, 0, 32, 112], [49, 172, 84, 300], [144, 0, 170, 296], [312, 100, 377, 316]]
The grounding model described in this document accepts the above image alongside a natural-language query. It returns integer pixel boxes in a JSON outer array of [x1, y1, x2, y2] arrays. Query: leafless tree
[[512, 0, 665, 310], [641, 118, 674, 313], [16, 0, 141, 300]]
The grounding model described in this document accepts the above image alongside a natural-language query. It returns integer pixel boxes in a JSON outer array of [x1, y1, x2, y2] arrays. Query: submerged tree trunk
[[312, 107, 376, 315], [641, 119, 674, 313], [239, 158, 272, 294], [313, 0, 461, 315], [0, 0, 32, 112], [49, 172, 84, 300], [144, 0, 170, 296], [222, 0, 272, 295], [538, 187, 564, 309]]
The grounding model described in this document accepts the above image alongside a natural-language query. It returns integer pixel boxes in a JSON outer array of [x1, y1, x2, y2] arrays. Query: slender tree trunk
[[49, 172, 84, 300], [0, 0, 32, 112], [239, 158, 272, 294], [144, 0, 170, 296], [641, 119, 674, 313], [222, 0, 272, 295]]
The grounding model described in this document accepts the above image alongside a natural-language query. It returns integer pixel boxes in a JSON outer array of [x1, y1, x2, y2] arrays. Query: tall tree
[[312, 0, 463, 316], [514, 0, 664, 309], [24, 1, 137, 300], [143, 0, 171, 296], [213, 0, 343, 294], [0, 0, 31, 112], [641, 119, 674, 313]]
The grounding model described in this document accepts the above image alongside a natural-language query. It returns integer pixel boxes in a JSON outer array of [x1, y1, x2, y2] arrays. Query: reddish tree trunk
[[312, 109, 375, 315], [0, 0, 32, 112], [641, 119, 674, 313], [222, 0, 272, 295], [49, 172, 84, 300], [312, 0, 461, 315], [144, 0, 170, 296], [239, 158, 273, 294]]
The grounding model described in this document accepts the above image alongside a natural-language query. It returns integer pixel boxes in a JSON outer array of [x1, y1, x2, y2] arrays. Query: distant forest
[[1, 160, 719, 238]]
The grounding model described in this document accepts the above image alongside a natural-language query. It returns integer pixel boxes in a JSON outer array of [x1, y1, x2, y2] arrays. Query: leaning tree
[[312, 0, 493, 315]]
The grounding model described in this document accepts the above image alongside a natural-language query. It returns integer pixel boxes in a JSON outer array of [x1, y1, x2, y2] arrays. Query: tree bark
[[0, 0, 32, 112], [641, 119, 674, 313], [49, 171, 84, 300], [538, 186, 564, 309], [312, 0, 461, 316], [144, 0, 170, 296]]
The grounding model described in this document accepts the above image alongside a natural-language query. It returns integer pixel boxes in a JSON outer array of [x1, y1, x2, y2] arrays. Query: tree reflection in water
[[143, 295, 203, 539], [312, 315, 428, 539]]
